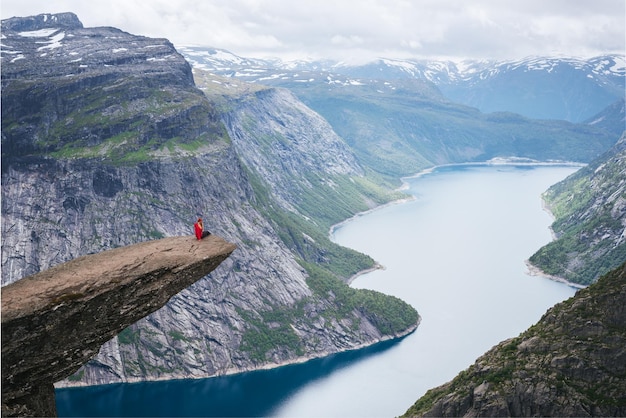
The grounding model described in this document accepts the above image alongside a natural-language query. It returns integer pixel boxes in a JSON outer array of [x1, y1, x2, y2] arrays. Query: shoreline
[[525, 259, 587, 290], [529, 181, 586, 290], [331, 159, 585, 285], [328, 196, 415, 239], [345, 262, 385, 285], [55, 320, 420, 390]]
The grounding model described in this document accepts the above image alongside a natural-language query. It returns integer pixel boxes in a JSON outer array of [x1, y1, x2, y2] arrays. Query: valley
[[1, 11, 625, 417]]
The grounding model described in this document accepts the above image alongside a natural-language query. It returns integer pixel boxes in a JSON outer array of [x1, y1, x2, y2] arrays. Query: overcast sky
[[2, 0, 624, 63]]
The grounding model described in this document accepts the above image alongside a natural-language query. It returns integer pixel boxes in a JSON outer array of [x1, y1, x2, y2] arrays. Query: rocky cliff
[[1, 235, 236, 417], [403, 261, 626, 417], [1, 13, 418, 388]]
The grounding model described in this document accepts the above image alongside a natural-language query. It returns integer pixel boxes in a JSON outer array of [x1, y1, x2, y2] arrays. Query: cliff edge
[[1, 235, 236, 417]]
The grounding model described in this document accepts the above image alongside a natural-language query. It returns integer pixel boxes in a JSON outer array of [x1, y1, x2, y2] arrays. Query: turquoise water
[[56, 164, 579, 417]]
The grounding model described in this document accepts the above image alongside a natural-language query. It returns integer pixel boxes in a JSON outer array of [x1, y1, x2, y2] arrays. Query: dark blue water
[[56, 164, 579, 417], [56, 339, 403, 417]]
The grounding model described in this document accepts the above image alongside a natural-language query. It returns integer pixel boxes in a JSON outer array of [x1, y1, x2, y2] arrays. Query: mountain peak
[[1, 12, 83, 32]]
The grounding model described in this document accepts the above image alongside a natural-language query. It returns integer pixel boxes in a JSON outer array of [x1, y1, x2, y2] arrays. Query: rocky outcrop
[[1, 235, 236, 417], [403, 262, 626, 417]]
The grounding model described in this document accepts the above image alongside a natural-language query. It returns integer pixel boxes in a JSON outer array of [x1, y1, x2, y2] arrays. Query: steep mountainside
[[180, 47, 619, 179], [529, 133, 626, 285], [403, 261, 626, 417], [1, 13, 418, 388], [192, 70, 405, 275]]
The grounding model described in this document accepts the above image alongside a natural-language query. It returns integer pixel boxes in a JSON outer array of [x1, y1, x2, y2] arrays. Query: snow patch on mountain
[[18, 28, 59, 38]]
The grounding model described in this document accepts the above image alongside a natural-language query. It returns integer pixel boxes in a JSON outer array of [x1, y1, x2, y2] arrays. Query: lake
[[56, 164, 579, 417]]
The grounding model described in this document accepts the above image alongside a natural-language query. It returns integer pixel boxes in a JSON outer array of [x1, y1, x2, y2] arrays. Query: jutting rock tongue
[[1, 235, 236, 417]]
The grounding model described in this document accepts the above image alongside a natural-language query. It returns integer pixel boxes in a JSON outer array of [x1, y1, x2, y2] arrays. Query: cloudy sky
[[2, 0, 624, 63]]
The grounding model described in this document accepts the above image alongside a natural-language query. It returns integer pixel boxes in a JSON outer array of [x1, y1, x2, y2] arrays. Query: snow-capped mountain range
[[178, 46, 625, 123]]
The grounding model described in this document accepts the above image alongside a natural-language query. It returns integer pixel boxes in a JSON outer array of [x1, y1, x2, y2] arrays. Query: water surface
[[57, 164, 579, 417]]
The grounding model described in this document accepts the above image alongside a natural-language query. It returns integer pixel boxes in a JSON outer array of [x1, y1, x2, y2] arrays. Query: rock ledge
[[1, 235, 236, 417]]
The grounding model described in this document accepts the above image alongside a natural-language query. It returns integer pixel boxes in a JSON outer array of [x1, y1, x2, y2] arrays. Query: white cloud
[[1, 0, 624, 62]]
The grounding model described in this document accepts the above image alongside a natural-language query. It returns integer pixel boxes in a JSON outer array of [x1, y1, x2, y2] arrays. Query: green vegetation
[[304, 261, 419, 334], [168, 330, 190, 342], [237, 262, 418, 362], [118, 326, 141, 345], [242, 163, 399, 280], [529, 143, 626, 285], [66, 369, 85, 382], [237, 305, 305, 362], [3, 73, 230, 166], [530, 225, 626, 285]]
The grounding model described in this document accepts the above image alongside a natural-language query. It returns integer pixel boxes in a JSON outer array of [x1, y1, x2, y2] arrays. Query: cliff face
[[210, 79, 364, 212], [403, 262, 626, 417], [1, 236, 236, 417], [1, 13, 418, 388]]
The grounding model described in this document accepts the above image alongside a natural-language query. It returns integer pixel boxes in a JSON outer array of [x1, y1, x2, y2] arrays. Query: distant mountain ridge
[[178, 46, 625, 123], [180, 46, 622, 183]]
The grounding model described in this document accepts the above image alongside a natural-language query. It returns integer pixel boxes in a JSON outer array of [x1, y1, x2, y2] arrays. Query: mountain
[[179, 47, 620, 180], [3, 13, 624, 409], [178, 46, 625, 123], [529, 133, 626, 285], [584, 98, 626, 138], [1, 13, 418, 389], [403, 261, 626, 417], [349, 56, 625, 123]]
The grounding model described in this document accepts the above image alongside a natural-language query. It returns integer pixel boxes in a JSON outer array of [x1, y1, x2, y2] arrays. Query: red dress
[[194, 222, 203, 240]]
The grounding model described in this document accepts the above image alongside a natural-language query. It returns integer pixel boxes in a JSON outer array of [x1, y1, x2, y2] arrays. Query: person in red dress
[[194, 218, 204, 240]]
